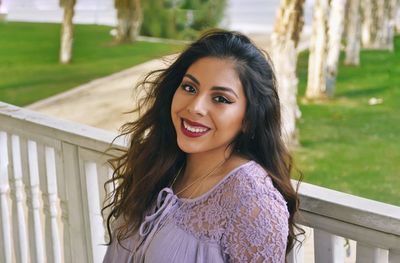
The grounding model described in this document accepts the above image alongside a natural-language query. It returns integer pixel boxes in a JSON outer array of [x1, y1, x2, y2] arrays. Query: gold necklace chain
[[136, 158, 228, 253], [171, 158, 227, 199]]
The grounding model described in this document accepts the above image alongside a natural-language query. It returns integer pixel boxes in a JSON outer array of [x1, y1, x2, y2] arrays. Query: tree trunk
[[396, 1, 400, 33], [365, 0, 397, 50], [115, 0, 143, 43], [271, 0, 305, 147], [361, 0, 377, 48], [59, 0, 76, 64], [273, 0, 305, 48], [326, 0, 347, 96], [382, 0, 397, 51], [373, 0, 387, 48], [305, 0, 330, 100], [344, 0, 361, 65]]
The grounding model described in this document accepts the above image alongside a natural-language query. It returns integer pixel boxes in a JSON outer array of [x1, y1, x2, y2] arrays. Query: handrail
[[0, 101, 125, 151], [296, 181, 400, 251], [298, 181, 400, 236]]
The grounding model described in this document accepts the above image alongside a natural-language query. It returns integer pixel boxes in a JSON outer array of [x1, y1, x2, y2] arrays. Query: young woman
[[103, 30, 301, 262]]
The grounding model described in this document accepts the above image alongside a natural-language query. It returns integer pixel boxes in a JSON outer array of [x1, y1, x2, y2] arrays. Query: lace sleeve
[[221, 173, 289, 263]]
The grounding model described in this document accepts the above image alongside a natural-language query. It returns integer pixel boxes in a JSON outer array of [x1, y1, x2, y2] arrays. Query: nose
[[187, 95, 207, 117]]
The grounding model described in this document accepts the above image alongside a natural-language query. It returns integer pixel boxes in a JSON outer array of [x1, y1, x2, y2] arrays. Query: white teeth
[[183, 120, 208, 133]]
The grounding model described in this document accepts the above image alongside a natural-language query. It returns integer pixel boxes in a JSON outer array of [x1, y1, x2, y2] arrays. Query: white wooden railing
[[1, 101, 400, 263], [0, 101, 124, 263]]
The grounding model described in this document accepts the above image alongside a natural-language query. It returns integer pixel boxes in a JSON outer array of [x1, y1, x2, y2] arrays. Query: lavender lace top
[[103, 161, 289, 263]]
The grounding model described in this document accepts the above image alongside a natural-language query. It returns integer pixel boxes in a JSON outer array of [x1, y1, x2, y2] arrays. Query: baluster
[[287, 235, 304, 263], [314, 229, 345, 263], [107, 167, 114, 198], [85, 162, 107, 263], [11, 135, 29, 263], [287, 225, 306, 263], [101, 167, 115, 243], [356, 242, 388, 263], [45, 146, 62, 263], [27, 140, 45, 263], [389, 250, 400, 263], [60, 142, 87, 262], [0, 132, 13, 263]]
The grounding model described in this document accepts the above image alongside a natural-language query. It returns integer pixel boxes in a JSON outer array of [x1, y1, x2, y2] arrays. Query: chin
[[176, 140, 202, 154]]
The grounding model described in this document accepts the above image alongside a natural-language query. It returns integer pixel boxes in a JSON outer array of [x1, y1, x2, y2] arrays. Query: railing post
[[356, 242, 388, 263], [60, 142, 89, 262], [314, 229, 345, 263], [389, 250, 400, 263], [11, 135, 29, 263], [0, 132, 13, 263], [44, 146, 62, 263], [287, 239, 304, 263], [27, 140, 45, 263], [85, 162, 107, 263]]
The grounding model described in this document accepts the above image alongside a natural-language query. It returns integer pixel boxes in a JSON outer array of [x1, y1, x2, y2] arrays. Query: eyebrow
[[184, 73, 239, 99]]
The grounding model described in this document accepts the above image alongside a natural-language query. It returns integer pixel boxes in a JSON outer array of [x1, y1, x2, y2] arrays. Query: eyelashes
[[180, 83, 234, 104], [213, 96, 233, 104], [181, 83, 196, 93]]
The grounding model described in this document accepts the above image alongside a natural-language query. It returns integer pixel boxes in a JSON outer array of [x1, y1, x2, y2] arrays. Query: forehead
[[185, 57, 243, 91]]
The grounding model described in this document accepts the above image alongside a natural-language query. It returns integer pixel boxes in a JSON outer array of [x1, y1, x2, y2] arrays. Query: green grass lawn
[[295, 36, 400, 206], [0, 22, 183, 106], [1, 22, 398, 206]]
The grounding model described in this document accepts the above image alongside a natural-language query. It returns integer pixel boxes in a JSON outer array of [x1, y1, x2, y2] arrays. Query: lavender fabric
[[103, 161, 289, 263]]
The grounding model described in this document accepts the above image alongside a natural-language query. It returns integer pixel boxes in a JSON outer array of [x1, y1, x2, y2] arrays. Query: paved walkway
[[28, 55, 175, 132], [27, 34, 275, 133], [27, 32, 314, 133]]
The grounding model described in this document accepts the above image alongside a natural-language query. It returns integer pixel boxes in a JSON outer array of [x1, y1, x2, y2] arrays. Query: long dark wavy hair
[[103, 29, 303, 256]]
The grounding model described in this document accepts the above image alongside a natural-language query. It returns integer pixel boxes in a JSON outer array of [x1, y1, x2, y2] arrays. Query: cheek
[[171, 90, 181, 115], [217, 107, 246, 134]]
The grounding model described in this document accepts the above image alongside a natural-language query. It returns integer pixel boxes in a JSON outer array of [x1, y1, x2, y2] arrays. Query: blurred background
[[0, 1, 399, 262], [1, 0, 399, 205]]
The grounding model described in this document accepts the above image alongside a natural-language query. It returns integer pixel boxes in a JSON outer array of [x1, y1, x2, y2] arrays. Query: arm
[[221, 176, 289, 263]]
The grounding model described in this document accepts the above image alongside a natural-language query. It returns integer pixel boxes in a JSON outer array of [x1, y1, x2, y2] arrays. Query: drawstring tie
[[139, 187, 178, 236]]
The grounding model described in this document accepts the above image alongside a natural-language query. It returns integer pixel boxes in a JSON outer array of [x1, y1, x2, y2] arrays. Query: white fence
[[0, 101, 399, 263], [0, 101, 124, 262]]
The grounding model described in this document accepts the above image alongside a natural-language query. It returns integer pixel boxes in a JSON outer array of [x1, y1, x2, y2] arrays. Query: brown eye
[[213, 96, 233, 104], [181, 84, 196, 93]]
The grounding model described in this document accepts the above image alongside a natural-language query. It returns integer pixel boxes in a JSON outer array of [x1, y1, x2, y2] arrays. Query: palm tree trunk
[[305, 0, 330, 100], [129, 0, 142, 41], [361, 0, 377, 48], [382, 0, 397, 51], [373, 0, 387, 48], [271, 0, 305, 147], [115, 0, 142, 43], [396, 1, 400, 33], [59, 0, 76, 64], [326, 0, 347, 96], [345, 0, 361, 65]]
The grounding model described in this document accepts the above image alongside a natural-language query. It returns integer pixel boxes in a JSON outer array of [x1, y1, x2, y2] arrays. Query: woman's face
[[171, 57, 247, 157]]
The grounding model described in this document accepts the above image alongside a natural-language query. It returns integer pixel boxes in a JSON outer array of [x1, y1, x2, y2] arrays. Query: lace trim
[[172, 162, 289, 248]]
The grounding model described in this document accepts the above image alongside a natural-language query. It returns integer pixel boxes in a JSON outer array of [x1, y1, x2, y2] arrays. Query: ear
[[241, 121, 255, 140], [241, 123, 246, 134], [241, 119, 249, 134]]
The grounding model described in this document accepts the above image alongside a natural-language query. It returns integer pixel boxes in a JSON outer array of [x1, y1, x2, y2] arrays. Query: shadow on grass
[[336, 85, 389, 98]]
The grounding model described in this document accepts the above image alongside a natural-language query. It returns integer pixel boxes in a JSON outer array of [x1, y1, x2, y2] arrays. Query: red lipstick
[[180, 119, 210, 138], [183, 118, 210, 129]]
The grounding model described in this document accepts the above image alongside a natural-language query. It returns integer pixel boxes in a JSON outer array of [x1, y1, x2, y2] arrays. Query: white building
[[0, 0, 313, 33], [3, 0, 116, 25]]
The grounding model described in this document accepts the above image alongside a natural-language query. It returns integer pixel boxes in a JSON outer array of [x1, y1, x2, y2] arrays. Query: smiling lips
[[181, 118, 211, 138]]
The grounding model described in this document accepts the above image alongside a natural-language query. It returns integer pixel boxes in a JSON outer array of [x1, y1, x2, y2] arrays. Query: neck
[[184, 150, 232, 182]]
